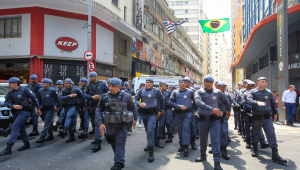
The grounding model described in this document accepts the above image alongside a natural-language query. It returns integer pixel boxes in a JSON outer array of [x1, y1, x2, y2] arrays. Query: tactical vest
[[219, 92, 230, 113], [39, 87, 56, 106], [174, 89, 193, 109], [103, 91, 133, 124], [251, 88, 272, 115], [141, 88, 157, 109], [88, 81, 102, 95], [62, 87, 78, 105], [9, 87, 27, 106], [28, 83, 40, 96], [198, 88, 219, 116]]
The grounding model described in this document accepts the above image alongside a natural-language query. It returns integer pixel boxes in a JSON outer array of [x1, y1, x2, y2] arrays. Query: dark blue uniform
[[27, 82, 42, 132], [37, 87, 58, 138], [164, 90, 173, 140], [5, 86, 40, 146], [195, 88, 230, 162], [95, 91, 137, 167], [84, 80, 108, 141], [219, 91, 232, 151], [135, 86, 164, 162], [79, 86, 89, 131]]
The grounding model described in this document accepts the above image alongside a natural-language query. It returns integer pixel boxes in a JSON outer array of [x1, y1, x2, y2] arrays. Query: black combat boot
[[238, 130, 242, 135], [165, 134, 173, 143], [195, 154, 207, 162], [214, 161, 223, 170], [0, 124, 12, 137], [246, 138, 251, 149], [53, 122, 60, 131], [91, 139, 101, 152], [36, 136, 45, 143], [44, 134, 54, 141], [251, 145, 258, 157], [78, 130, 88, 138], [208, 149, 213, 154], [272, 148, 287, 164], [144, 145, 150, 151], [73, 126, 76, 133], [66, 133, 75, 143], [155, 137, 164, 148], [29, 128, 39, 137], [91, 140, 97, 145], [190, 138, 197, 150], [221, 146, 230, 160], [110, 162, 125, 170], [0, 143, 13, 156], [148, 148, 154, 162], [260, 139, 269, 149], [89, 129, 95, 134], [183, 145, 189, 156], [18, 142, 30, 151], [178, 145, 184, 152], [60, 129, 67, 139]]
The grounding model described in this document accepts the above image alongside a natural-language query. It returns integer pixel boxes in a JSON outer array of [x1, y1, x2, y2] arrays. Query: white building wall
[[0, 14, 31, 56], [96, 24, 114, 63], [44, 15, 87, 58]]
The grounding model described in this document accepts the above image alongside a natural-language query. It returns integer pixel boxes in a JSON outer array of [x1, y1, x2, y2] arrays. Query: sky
[[203, 0, 232, 49]]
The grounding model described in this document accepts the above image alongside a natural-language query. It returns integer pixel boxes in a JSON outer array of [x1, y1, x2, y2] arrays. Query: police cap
[[258, 77, 267, 81], [107, 78, 121, 86], [238, 81, 243, 85], [124, 82, 129, 86], [42, 78, 50, 83], [56, 80, 63, 85], [65, 78, 72, 83], [81, 78, 88, 82], [146, 77, 154, 83], [89, 72, 97, 77], [204, 75, 214, 82], [8, 77, 20, 83], [49, 79, 53, 84], [30, 74, 37, 79], [248, 81, 255, 85]]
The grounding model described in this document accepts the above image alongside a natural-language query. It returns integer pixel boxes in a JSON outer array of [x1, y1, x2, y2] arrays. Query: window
[[215, 43, 218, 45], [176, 1, 183, 5], [216, 74, 218, 76], [184, 27, 188, 31], [215, 56, 218, 58], [112, 0, 118, 7], [0, 17, 22, 38], [259, 54, 268, 70], [215, 52, 218, 54], [119, 36, 127, 55], [185, 1, 188, 5], [216, 61, 218, 63], [215, 39, 218, 41], [252, 62, 258, 74], [185, 10, 188, 14]]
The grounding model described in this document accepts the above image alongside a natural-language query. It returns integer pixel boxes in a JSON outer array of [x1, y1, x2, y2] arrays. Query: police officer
[[183, 77, 198, 150], [36, 78, 58, 143], [247, 77, 287, 164], [120, 81, 128, 93], [241, 81, 269, 149], [217, 81, 232, 160], [96, 78, 137, 170], [155, 81, 168, 148], [124, 82, 135, 96], [49, 79, 53, 87], [169, 78, 196, 156], [84, 72, 108, 152], [59, 78, 86, 143], [238, 80, 249, 139], [27, 74, 42, 137], [0, 77, 40, 155], [53, 80, 65, 131], [164, 84, 174, 144], [78, 78, 89, 138], [194, 75, 230, 170], [135, 77, 164, 162], [233, 82, 242, 130]]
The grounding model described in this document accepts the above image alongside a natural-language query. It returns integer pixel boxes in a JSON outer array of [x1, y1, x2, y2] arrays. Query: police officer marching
[[169, 78, 196, 156], [53, 80, 66, 131], [78, 78, 89, 138], [0, 77, 41, 156], [58, 78, 86, 143], [163, 83, 174, 144], [96, 78, 137, 170], [36, 78, 58, 144], [246, 77, 287, 164], [216, 81, 232, 160], [27, 74, 42, 137], [135, 77, 164, 162], [124, 82, 135, 96], [232, 82, 242, 130], [194, 75, 230, 170], [84, 72, 108, 152]]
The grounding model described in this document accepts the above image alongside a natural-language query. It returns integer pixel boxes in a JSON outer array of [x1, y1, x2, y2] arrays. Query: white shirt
[[282, 90, 297, 103]]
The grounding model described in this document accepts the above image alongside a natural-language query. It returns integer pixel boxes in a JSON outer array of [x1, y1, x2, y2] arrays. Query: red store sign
[[55, 37, 78, 51]]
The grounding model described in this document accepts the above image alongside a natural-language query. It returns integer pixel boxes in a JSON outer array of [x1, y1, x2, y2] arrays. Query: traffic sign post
[[88, 61, 96, 72], [84, 51, 93, 61]]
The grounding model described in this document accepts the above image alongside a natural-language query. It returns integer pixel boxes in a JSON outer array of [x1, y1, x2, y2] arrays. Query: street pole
[[87, 0, 92, 79]]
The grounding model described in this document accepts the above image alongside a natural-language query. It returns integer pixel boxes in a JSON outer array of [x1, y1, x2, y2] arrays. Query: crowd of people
[[0, 73, 289, 170]]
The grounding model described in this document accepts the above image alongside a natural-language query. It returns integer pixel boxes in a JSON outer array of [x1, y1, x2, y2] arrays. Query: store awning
[[232, 4, 300, 69]]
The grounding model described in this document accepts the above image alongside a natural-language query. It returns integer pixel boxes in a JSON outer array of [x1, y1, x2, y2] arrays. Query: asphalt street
[[0, 115, 299, 170]]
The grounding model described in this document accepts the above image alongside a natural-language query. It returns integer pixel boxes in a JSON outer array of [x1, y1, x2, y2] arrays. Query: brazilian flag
[[199, 18, 230, 33]]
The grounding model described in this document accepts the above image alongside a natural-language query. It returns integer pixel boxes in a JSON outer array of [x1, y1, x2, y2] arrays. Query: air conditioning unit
[[144, 5, 149, 10]]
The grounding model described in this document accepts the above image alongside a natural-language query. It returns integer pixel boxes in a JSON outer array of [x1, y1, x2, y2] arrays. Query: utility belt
[[165, 106, 172, 110], [62, 104, 77, 108], [41, 105, 54, 111], [140, 108, 157, 115], [103, 110, 133, 124], [199, 114, 222, 121], [253, 112, 271, 120], [11, 105, 31, 114], [175, 108, 192, 114]]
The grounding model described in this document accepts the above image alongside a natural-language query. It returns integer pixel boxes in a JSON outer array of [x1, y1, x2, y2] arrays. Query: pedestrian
[[169, 78, 196, 156], [0, 77, 40, 155], [282, 85, 297, 126], [247, 77, 287, 164], [96, 78, 137, 170], [78, 78, 89, 138], [36, 78, 58, 143], [135, 77, 164, 162], [58, 78, 86, 143], [84, 72, 108, 152], [194, 75, 230, 170], [27, 74, 42, 137]]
